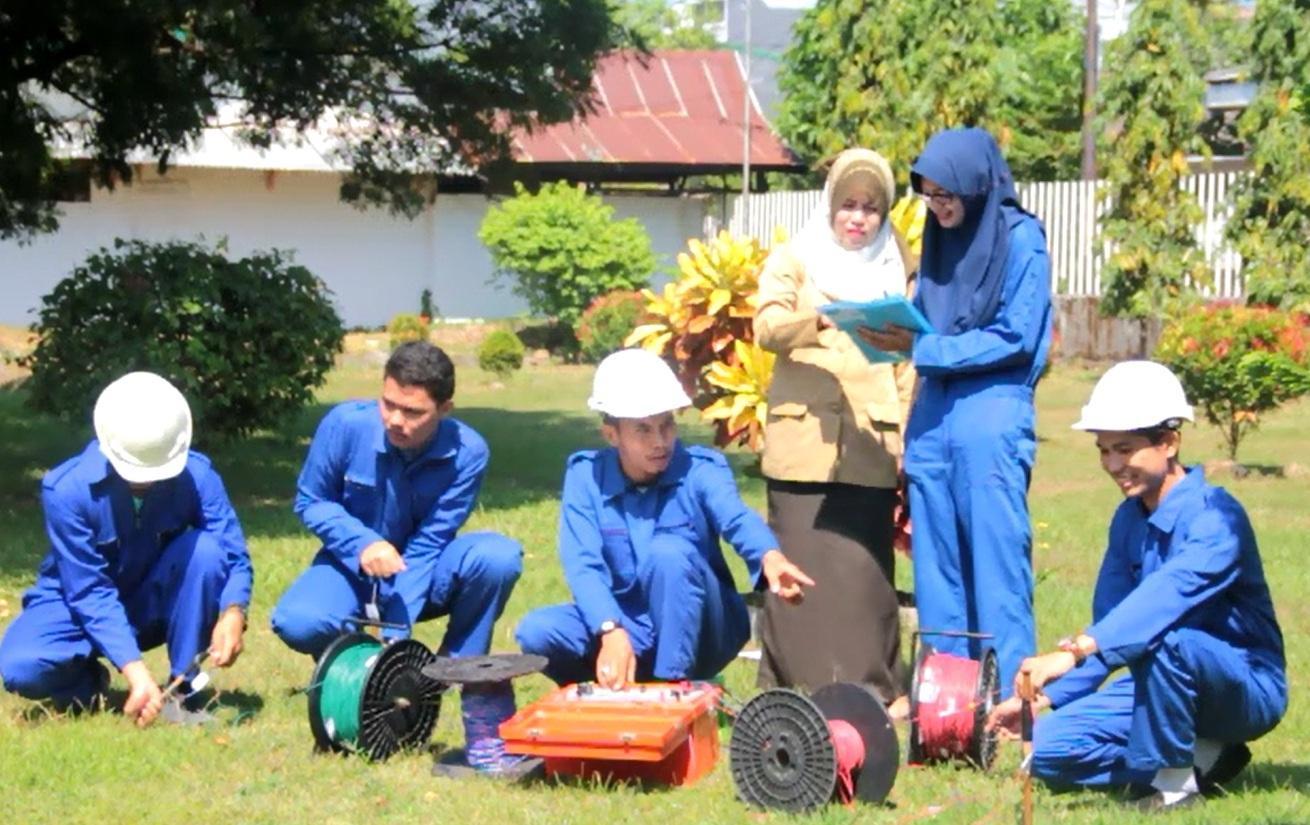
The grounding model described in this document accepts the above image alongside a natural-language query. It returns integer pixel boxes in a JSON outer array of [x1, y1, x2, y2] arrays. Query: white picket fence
[[724, 172, 1246, 298]]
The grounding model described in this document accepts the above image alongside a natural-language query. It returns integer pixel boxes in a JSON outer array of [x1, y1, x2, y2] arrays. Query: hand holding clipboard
[[818, 295, 933, 363]]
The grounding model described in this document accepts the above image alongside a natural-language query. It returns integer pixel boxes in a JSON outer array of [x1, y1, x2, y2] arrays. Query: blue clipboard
[[818, 295, 933, 363]]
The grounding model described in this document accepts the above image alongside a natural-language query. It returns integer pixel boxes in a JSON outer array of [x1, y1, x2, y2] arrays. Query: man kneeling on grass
[[516, 348, 813, 688], [0, 372, 252, 727], [989, 361, 1287, 811]]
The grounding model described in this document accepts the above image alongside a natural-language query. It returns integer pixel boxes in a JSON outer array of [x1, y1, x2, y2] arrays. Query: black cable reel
[[730, 682, 900, 812]]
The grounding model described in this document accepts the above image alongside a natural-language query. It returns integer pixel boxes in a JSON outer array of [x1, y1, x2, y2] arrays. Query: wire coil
[[908, 642, 1000, 770], [307, 633, 442, 761]]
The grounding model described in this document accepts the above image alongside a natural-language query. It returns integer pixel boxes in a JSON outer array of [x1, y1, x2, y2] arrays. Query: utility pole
[[1081, 0, 1098, 180], [741, 0, 752, 229]]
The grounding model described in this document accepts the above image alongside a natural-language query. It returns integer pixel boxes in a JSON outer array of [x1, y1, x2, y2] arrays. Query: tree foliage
[[479, 181, 656, 327], [613, 0, 718, 49], [1156, 303, 1310, 461], [21, 238, 343, 439], [1226, 0, 1310, 311], [775, 0, 1082, 184], [1095, 0, 1212, 318], [0, 1, 622, 240]]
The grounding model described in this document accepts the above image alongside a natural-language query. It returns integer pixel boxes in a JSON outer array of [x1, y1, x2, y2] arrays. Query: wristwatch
[[599, 619, 619, 635]]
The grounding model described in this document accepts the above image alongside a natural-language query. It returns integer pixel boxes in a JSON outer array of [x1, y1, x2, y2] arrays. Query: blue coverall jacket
[[516, 442, 778, 684], [0, 441, 251, 704], [271, 401, 521, 658], [1034, 467, 1287, 784]]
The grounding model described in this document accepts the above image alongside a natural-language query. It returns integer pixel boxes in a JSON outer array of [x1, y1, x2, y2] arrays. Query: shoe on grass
[[160, 694, 216, 726], [1127, 787, 1203, 813], [1197, 742, 1251, 796]]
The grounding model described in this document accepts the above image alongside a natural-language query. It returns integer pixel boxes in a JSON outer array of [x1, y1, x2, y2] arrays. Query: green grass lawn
[[1, 357, 1307, 824]]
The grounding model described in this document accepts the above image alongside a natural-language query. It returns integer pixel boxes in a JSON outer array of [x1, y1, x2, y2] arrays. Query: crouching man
[[0, 372, 252, 726], [516, 349, 813, 688], [989, 361, 1286, 811]]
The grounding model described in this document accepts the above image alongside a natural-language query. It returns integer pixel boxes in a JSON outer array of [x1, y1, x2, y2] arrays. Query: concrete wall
[[0, 167, 710, 328]]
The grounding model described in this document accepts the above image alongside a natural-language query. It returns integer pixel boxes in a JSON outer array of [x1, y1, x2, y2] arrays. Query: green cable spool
[[318, 635, 381, 745], [307, 633, 442, 761]]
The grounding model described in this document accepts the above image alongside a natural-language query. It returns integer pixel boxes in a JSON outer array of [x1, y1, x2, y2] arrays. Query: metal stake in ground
[[160, 650, 212, 703], [1021, 671, 1035, 825]]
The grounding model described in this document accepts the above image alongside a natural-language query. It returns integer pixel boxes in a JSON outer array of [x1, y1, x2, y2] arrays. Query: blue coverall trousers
[[905, 381, 1037, 694], [1032, 628, 1286, 786], [516, 534, 750, 685], [0, 529, 231, 706], [271, 531, 521, 659]]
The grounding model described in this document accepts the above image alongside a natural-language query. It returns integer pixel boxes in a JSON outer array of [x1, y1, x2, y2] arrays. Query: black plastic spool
[[730, 684, 899, 813], [421, 652, 548, 685]]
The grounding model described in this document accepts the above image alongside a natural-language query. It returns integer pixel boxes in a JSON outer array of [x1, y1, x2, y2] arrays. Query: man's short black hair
[[1133, 419, 1183, 446], [385, 341, 455, 404]]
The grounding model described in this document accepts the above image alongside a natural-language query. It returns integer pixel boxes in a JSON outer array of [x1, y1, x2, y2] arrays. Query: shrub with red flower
[[1156, 305, 1310, 461]]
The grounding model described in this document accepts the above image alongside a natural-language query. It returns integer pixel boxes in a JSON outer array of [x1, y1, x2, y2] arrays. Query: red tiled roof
[[512, 50, 799, 172]]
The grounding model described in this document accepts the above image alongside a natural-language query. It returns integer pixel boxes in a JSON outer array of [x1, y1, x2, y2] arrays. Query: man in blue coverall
[[988, 361, 1286, 811], [271, 342, 521, 659], [515, 348, 813, 688], [0, 372, 252, 727]]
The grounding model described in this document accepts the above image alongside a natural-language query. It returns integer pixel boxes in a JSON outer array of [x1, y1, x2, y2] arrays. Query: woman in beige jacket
[[753, 148, 914, 710]]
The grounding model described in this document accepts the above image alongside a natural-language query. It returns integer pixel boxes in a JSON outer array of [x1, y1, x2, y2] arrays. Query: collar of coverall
[[1143, 465, 1205, 533], [597, 441, 691, 500], [372, 410, 460, 462]]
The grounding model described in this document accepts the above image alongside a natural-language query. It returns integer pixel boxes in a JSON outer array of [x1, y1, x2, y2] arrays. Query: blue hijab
[[910, 128, 1035, 335]]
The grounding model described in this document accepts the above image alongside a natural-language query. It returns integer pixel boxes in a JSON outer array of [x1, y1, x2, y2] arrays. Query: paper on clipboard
[[818, 294, 933, 363]]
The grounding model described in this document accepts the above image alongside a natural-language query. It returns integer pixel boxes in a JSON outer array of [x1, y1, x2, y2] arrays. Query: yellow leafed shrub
[[890, 193, 926, 258], [626, 230, 775, 449], [702, 340, 776, 451]]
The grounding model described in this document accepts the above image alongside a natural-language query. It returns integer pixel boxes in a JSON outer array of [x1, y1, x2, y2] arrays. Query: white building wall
[[0, 167, 709, 328]]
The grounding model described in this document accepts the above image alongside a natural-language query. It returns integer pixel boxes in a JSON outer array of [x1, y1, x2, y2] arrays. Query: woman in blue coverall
[[989, 361, 1286, 811], [863, 127, 1053, 693]]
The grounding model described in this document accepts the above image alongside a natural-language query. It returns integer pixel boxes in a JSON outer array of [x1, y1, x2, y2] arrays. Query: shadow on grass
[[209, 688, 265, 726], [1239, 761, 1310, 793], [0, 392, 592, 535], [0, 390, 90, 506]]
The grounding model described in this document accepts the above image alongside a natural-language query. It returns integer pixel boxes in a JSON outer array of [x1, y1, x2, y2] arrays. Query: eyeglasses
[[918, 190, 958, 206]]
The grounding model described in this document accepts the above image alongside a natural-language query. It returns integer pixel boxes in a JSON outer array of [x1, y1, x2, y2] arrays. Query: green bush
[[22, 238, 343, 440], [575, 290, 648, 364], [1155, 303, 1310, 461], [388, 313, 428, 350], [478, 181, 656, 327], [518, 320, 579, 361], [478, 329, 526, 378]]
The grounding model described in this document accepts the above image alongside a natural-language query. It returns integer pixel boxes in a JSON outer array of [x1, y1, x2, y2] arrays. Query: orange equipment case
[[498, 681, 722, 786]]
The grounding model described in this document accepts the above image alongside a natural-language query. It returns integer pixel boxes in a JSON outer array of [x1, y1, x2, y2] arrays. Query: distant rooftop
[[510, 49, 800, 181]]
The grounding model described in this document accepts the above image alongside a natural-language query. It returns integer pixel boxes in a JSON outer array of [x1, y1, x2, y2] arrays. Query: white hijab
[[790, 149, 907, 303]]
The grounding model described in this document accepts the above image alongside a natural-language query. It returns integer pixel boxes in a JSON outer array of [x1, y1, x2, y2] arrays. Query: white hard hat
[[1072, 360, 1194, 432], [587, 349, 692, 419], [93, 372, 193, 483]]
